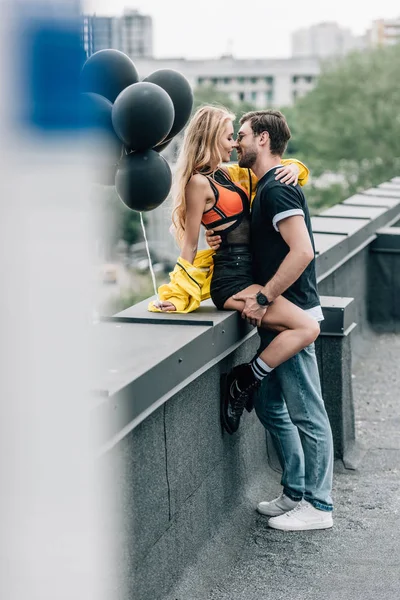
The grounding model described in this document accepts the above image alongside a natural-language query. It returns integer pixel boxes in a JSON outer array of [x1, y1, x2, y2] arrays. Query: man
[[208, 110, 334, 531]]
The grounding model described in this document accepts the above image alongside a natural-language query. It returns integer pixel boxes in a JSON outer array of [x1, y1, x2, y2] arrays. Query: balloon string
[[140, 212, 159, 303]]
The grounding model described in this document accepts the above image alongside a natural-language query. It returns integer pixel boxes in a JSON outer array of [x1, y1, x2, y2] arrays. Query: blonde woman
[[149, 105, 320, 434]]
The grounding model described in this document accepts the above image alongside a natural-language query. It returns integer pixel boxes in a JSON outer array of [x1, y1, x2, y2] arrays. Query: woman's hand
[[157, 301, 177, 312], [275, 163, 300, 186], [205, 229, 222, 250]]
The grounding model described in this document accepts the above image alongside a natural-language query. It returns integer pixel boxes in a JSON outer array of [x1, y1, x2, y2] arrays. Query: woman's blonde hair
[[171, 104, 235, 246]]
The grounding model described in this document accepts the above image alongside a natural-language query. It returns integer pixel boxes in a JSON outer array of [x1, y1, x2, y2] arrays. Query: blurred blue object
[[19, 15, 85, 131], [79, 92, 123, 185]]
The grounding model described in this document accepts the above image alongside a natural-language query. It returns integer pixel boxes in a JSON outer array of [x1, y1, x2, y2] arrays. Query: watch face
[[257, 292, 268, 306]]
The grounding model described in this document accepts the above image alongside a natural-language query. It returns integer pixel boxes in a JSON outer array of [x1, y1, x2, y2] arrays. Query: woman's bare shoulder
[[186, 173, 211, 193]]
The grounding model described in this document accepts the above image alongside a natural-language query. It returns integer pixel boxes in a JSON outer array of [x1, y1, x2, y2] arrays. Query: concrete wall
[[368, 227, 400, 333], [318, 246, 371, 357], [100, 334, 277, 600]]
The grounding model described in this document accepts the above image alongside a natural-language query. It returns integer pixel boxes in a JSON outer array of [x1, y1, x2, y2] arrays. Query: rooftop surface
[[168, 332, 400, 600]]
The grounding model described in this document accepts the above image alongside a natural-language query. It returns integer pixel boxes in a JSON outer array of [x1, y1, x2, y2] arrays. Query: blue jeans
[[254, 334, 334, 511]]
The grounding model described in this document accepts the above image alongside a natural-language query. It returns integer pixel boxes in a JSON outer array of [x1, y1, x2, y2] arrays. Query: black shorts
[[210, 245, 254, 310]]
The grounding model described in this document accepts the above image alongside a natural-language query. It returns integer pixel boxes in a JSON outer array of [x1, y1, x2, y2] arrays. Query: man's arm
[[262, 215, 314, 301], [234, 215, 314, 325]]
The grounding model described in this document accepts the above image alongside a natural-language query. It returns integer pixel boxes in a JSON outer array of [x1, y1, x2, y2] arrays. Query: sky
[[83, 0, 400, 59]]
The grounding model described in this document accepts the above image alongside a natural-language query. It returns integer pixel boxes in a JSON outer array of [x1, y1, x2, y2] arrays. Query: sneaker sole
[[268, 520, 333, 531], [220, 373, 234, 435]]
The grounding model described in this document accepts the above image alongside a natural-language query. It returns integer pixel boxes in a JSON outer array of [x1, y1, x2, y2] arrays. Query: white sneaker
[[268, 500, 333, 531], [257, 493, 300, 517]]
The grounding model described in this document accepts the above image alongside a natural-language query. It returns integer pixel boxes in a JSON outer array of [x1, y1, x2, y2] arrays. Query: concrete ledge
[[316, 325, 357, 460], [370, 226, 400, 252], [319, 296, 356, 336], [368, 226, 400, 332], [313, 188, 400, 279], [93, 301, 256, 450], [94, 295, 357, 451]]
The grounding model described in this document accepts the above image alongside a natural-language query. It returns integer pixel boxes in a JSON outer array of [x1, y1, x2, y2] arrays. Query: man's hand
[[157, 301, 177, 312], [232, 291, 268, 327], [205, 229, 222, 251], [275, 163, 300, 186]]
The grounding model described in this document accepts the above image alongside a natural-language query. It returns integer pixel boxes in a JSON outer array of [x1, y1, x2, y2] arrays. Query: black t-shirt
[[250, 166, 320, 310]]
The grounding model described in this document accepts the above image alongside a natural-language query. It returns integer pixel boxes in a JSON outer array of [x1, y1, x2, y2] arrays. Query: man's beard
[[238, 150, 257, 169]]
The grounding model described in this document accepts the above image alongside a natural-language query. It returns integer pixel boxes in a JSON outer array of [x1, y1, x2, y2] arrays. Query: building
[[82, 9, 153, 57], [132, 55, 321, 109], [120, 9, 153, 57], [367, 17, 400, 47], [291, 22, 363, 59], [83, 15, 114, 55]]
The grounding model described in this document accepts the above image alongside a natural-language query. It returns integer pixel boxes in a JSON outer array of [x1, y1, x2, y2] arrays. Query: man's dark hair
[[240, 110, 291, 156]]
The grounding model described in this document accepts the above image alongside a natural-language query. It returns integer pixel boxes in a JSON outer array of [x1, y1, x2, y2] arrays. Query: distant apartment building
[[132, 55, 321, 108], [83, 9, 153, 57], [291, 22, 363, 59], [367, 17, 400, 47]]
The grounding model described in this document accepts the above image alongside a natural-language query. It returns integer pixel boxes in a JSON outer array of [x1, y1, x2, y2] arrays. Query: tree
[[292, 44, 400, 206]]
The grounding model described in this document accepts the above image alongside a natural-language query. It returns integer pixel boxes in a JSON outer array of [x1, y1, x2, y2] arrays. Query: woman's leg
[[224, 285, 320, 369], [258, 295, 320, 366], [221, 286, 320, 433]]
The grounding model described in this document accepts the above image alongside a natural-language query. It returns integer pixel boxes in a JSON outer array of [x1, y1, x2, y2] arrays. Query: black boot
[[220, 364, 260, 434]]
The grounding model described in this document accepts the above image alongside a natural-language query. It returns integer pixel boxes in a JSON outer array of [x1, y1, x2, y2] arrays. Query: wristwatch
[[256, 291, 272, 307]]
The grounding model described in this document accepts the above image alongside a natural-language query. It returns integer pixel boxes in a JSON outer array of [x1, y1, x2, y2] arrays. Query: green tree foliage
[[291, 44, 400, 209]]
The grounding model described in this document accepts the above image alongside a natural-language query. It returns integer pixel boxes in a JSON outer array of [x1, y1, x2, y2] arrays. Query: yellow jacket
[[148, 159, 309, 314], [149, 249, 215, 313]]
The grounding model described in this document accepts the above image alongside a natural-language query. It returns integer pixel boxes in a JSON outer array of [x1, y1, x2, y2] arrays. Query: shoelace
[[232, 380, 260, 413], [283, 501, 308, 517], [232, 392, 247, 413]]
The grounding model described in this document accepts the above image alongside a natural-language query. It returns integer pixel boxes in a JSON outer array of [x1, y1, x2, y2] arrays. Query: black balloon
[[81, 49, 139, 103], [153, 138, 173, 153], [79, 92, 122, 185], [115, 150, 172, 212], [80, 92, 120, 148], [144, 69, 193, 143], [112, 82, 174, 151]]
